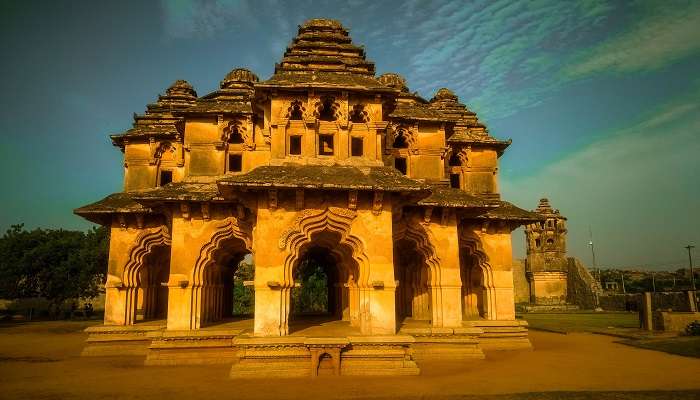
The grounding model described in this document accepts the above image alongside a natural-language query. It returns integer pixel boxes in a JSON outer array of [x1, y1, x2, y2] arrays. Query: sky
[[1, 0, 698, 269]]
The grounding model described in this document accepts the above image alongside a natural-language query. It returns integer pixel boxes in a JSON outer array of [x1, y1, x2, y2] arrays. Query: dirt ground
[[1, 321, 700, 400]]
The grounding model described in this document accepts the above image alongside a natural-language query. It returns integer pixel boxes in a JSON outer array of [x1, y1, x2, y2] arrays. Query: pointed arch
[[314, 96, 343, 122], [279, 207, 369, 289], [189, 217, 253, 329], [390, 124, 417, 149], [223, 117, 254, 149], [122, 225, 172, 325], [458, 227, 497, 320], [393, 217, 443, 323]]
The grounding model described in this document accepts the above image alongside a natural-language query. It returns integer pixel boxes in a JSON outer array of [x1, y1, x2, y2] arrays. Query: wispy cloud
[[157, 0, 700, 120], [502, 86, 700, 267], [564, 2, 700, 78]]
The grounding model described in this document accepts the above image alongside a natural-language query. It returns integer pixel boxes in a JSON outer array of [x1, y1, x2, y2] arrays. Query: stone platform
[[82, 317, 530, 377]]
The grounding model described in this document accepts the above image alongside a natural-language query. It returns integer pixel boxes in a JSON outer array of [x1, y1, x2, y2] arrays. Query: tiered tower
[[524, 198, 568, 305]]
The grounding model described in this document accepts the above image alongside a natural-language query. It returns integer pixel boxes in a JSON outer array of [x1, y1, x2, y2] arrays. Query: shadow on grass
[[617, 336, 700, 359]]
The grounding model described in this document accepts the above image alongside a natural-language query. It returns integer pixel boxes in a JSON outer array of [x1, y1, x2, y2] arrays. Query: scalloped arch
[[189, 217, 252, 329], [279, 207, 369, 288]]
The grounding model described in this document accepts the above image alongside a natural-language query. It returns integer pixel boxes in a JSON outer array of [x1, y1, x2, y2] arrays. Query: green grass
[[618, 336, 700, 359], [520, 312, 639, 333]]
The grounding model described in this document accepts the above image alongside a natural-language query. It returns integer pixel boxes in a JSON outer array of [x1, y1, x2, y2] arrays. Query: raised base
[[400, 325, 485, 360], [464, 320, 532, 350], [81, 318, 530, 376], [145, 329, 244, 366], [230, 335, 420, 378], [81, 324, 164, 357]]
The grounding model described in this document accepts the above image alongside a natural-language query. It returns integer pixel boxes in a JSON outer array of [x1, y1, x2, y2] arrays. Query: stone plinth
[[145, 329, 244, 366], [230, 335, 419, 378], [81, 323, 164, 357]]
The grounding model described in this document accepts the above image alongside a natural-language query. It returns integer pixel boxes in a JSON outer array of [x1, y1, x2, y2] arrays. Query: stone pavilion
[[75, 18, 541, 377]]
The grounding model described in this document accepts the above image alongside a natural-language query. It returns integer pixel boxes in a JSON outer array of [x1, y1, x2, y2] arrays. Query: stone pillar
[[687, 290, 698, 312], [251, 199, 293, 337], [427, 216, 463, 328], [641, 292, 653, 331], [475, 227, 516, 321], [357, 207, 396, 335]]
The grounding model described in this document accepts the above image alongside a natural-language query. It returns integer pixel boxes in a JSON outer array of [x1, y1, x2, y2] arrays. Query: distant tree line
[[600, 268, 698, 293], [0, 224, 108, 317]]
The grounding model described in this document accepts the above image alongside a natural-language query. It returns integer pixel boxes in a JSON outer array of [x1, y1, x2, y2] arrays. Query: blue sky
[[1, 0, 698, 269]]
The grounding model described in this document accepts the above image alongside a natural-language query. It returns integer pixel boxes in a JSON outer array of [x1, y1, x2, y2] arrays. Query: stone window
[[449, 152, 461, 167], [159, 170, 173, 186], [350, 137, 363, 157], [393, 129, 409, 148], [395, 157, 407, 175], [319, 134, 334, 156], [318, 97, 337, 121], [450, 173, 460, 189], [546, 238, 554, 245], [289, 101, 304, 120], [228, 154, 242, 172], [289, 136, 302, 155], [535, 239, 541, 248], [349, 104, 369, 123], [228, 127, 244, 144]]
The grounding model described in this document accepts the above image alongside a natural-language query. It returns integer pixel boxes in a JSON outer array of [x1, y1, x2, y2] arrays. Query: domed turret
[[164, 79, 197, 99], [221, 68, 259, 89], [378, 73, 409, 93], [430, 88, 458, 103]]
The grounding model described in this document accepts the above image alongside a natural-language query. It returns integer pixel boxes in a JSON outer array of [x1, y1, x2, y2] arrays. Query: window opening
[[289, 136, 302, 155], [319, 135, 334, 156], [159, 170, 173, 186], [395, 157, 407, 175], [350, 137, 363, 157], [228, 154, 242, 172]]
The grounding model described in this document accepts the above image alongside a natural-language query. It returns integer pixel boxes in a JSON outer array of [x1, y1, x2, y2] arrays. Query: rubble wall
[[512, 259, 530, 304], [566, 257, 601, 310]]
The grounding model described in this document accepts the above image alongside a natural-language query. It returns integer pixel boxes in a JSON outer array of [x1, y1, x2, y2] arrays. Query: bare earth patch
[[1, 321, 699, 399]]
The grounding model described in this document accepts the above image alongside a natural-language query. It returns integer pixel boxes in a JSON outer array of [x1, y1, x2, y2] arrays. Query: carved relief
[[223, 117, 254, 150]]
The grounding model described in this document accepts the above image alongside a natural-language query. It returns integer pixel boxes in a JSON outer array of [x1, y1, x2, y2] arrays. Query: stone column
[[426, 215, 463, 328], [355, 206, 396, 335], [475, 226, 516, 321], [642, 292, 653, 331]]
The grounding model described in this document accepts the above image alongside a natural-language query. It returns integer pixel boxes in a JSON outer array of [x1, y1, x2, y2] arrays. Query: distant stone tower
[[524, 198, 568, 305]]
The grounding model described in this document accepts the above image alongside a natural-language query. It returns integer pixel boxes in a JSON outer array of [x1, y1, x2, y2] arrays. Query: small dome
[[378, 73, 409, 93], [431, 88, 458, 103], [221, 68, 259, 89], [165, 80, 197, 98]]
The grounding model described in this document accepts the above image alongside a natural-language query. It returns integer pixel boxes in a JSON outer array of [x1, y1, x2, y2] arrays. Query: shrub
[[686, 320, 700, 336]]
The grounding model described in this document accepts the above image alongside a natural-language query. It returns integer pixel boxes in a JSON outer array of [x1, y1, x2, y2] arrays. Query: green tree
[[0, 224, 108, 317]]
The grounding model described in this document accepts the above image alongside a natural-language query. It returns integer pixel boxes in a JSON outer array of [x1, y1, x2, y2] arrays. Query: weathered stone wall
[[566, 257, 601, 310], [600, 291, 699, 312], [512, 259, 530, 304]]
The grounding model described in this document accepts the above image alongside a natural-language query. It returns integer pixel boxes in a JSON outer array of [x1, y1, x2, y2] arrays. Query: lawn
[[520, 312, 639, 333], [618, 336, 700, 359]]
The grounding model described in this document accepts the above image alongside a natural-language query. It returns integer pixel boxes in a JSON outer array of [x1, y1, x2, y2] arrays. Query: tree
[[0, 224, 108, 317]]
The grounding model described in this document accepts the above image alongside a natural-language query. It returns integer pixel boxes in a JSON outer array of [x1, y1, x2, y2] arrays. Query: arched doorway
[[394, 238, 431, 325], [460, 247, 494, 320], [135, 245, 170, 321], [122, 227, 172, 326], [288, 231, 359, 334], [193, 238, 252, 329]]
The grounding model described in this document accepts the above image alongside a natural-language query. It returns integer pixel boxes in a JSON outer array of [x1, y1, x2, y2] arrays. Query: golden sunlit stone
[[74, 18, 540, 377]]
